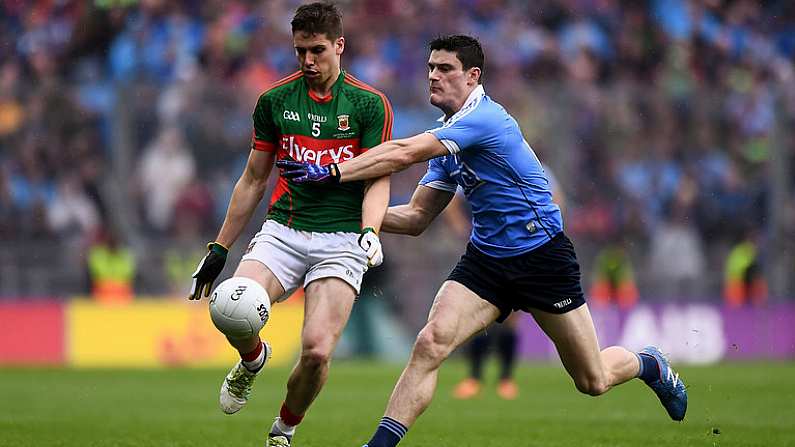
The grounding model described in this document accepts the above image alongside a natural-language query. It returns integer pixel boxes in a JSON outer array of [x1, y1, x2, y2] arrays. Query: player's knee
[[300, 337, 333, 370], [412, 323, 453, 365], [574, 376, 609, 396], [300, 346, 331, 370]]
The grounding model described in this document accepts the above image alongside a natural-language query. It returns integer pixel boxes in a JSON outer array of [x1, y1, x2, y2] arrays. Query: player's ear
[[335, 36, 345, 55], [469, 67, 481, 85]]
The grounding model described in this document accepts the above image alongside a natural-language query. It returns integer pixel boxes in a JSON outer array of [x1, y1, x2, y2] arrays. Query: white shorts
[[240, 220, 368, 301]]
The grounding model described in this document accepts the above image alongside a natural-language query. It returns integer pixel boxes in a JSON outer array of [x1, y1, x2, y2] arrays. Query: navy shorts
[[447, 232, 586, 322]]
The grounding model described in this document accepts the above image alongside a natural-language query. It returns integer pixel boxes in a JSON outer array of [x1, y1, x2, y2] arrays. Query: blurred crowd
[[1, 0, 794, 303]]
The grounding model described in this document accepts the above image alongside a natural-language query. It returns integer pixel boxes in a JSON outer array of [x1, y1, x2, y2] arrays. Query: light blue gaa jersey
[[420, 85, 563, 258]]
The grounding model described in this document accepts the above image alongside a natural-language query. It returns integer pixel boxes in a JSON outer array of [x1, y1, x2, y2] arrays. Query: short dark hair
[[428, 35, 485, 83], [291, 2, 343, 40]]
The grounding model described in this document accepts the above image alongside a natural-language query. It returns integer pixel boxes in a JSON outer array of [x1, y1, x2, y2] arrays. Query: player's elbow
[[406, 224, 425, 237], [407, 213, 433, 236], [241, 167, 269, 193]]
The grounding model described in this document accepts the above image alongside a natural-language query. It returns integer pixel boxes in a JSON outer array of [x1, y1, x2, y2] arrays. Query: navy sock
[[469, 333, 489, 380], [496, 329, 517, 380], [636, 353, 660, 383], [365, 417, 408, 447]]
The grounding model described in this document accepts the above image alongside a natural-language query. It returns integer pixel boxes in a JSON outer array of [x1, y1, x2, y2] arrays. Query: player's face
[[293, 32, 344, 84], [428, 50, 481, 115]]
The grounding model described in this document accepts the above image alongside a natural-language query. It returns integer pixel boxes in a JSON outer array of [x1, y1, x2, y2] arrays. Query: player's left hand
[[358, 227, 383, 268], [189, 242, 228, 300], [276, 160, 340, 184]]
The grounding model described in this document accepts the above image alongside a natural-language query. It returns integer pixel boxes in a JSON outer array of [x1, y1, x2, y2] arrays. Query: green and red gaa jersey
[[251, 70, 393, 233]]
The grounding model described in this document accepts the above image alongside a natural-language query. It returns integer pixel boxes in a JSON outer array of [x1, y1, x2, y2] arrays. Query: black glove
[[189, 242, 228, 300]]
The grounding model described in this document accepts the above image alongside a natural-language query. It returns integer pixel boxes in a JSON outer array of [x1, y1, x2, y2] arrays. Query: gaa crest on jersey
[[337, 114, 350, 131], [283, 110, 301, 122]]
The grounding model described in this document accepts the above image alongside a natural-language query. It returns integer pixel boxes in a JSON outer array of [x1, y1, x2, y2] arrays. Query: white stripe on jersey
[[422, 180, 458, 193], [439, 139, 460, 154]]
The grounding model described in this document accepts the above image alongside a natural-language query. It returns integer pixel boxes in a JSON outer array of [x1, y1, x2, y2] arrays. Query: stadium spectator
[[135, 125, 196, 232], [47, 173, 101, 240], [87, 226, 136, 304], [723, 229, 768, 307], [163, 202, 207, 297], [589, 239, 640, 309], [451, 318, 521, 401], [647, 175, 707, 300]]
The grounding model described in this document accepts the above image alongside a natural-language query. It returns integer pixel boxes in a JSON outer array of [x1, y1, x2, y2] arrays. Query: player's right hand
[[276, 160, 341, 184], [189, 242, 228, 300]]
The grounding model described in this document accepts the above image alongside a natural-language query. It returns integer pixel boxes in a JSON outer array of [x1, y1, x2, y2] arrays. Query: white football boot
[[219, 341, 272, 414], [266, 416, 296, 447]]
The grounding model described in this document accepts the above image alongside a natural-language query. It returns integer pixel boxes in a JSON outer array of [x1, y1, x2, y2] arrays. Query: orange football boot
[[497, 379, 519, 400], [452, 378, 481, 399]]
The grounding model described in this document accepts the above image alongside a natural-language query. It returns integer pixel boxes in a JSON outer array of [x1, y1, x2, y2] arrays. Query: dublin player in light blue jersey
[[277, 35, 687, 447]]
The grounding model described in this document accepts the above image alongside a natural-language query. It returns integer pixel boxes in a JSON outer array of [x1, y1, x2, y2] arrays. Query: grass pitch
[[1, 361, 793, 447]]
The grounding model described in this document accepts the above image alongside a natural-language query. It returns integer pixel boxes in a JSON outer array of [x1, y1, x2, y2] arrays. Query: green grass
[[1, 361, 794, 446]]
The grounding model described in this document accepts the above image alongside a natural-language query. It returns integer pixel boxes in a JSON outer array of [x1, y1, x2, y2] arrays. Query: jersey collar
[[306, 70, 345, 104], [438, 85, 486, 123]]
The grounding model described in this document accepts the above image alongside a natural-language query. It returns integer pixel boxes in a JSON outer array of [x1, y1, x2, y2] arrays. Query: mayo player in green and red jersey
[[188, 3, 393, 446]]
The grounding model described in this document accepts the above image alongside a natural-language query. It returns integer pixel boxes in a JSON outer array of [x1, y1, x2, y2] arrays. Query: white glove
[[358, 227, 383, 268]]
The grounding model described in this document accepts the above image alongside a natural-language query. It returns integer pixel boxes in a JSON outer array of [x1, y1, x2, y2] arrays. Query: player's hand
[[189, 242, 228, 300], [276, 160, 341, 184], [358, 227, 383, 268]]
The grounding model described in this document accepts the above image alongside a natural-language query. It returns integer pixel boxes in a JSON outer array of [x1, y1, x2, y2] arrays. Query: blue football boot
[[639, 346, 687, 421]]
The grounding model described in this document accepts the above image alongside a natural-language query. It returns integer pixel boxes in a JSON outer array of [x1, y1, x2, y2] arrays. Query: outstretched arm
[[338, 133, 447, 182], [383, 185, 455, 236], [277, 133, 448, 184]]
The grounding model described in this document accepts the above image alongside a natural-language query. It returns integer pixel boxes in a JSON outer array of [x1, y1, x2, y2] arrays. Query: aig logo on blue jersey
[[450, 157, 485, 195]]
